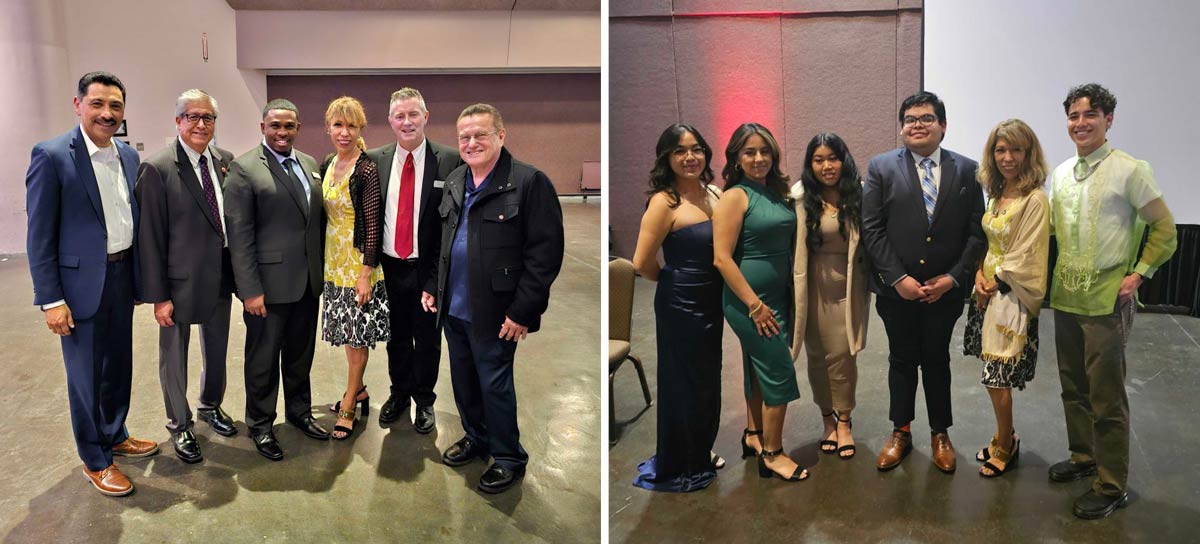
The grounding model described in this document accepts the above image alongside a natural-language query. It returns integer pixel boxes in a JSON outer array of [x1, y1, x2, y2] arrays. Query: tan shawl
[[981, 189, 1050, 363]]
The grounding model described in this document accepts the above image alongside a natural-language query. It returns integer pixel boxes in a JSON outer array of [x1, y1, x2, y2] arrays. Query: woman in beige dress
[[789, 132, 870, 460]]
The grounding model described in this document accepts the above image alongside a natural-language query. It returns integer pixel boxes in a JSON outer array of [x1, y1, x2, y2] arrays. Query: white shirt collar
[[395, 139, 427, 163], [178, 136, 212, 167], [80, 124, 117, 158], [262, 138, 297, 164], [910, 147, 942, 167]]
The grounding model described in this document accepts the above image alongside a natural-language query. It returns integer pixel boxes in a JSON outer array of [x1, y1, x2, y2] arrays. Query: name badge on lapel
[[434, 179, 446, 189], [311, 171, 320, 179]]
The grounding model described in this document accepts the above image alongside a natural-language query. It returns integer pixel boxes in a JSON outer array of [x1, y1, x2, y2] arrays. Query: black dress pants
[[242, 285, 318, 435], [875, 291, 965, 431], [380, 254, 441, 407]]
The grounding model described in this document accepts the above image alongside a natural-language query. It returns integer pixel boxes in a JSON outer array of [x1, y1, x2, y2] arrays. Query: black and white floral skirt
[[322, 281, 391, 349], [963, 302, 1039, 390]]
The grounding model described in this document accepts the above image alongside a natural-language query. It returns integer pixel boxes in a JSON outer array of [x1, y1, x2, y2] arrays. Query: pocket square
[[434, 179, 446, 188]]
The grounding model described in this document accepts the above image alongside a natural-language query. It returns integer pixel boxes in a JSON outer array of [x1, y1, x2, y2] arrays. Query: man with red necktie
[[365, 88, 463, 433]]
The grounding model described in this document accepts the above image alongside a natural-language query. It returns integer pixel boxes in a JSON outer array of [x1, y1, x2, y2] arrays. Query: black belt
[[107, 248, 132, 262]]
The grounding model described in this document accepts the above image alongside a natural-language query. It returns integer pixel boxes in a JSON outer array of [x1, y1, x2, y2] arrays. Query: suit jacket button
[[919, 259, 926, 265], [926, 236, 932, 243]]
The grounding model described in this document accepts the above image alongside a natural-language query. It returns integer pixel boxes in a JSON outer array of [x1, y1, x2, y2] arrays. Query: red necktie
[[394, 152, 415, 258]]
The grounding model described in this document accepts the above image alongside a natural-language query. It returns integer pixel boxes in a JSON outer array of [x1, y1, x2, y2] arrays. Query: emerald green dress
[[723, 180, 799, 406]]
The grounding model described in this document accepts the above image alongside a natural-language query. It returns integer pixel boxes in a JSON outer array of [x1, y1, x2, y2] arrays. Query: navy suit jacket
[[861, 146, 985, 299], [26, 127, 141, 319]]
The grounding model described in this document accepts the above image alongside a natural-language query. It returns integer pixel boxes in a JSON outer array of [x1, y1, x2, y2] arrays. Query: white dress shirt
[[910, 147, 943, 191], [178, 137, 228, 247], [383, 139, 426, 259]]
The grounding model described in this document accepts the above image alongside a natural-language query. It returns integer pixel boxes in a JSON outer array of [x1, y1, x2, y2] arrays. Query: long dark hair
[[800, 132, 862, 252], [722, 123, 790, 199], [646, 123, 714, 208]]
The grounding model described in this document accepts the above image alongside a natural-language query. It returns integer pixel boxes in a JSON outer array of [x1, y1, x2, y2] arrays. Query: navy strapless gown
[[633, 220, 724, 492]]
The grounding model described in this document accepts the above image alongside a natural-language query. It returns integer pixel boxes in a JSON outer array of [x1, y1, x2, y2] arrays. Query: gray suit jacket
[[224, 144, 324, 305], [136, 140, 235, 323]]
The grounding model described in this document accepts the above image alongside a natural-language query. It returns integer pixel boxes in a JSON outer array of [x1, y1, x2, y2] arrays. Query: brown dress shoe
[[932, 432, 957, 473], [82, 464, 133, 496], [112, 436, 160, 458], [876, 430, 913, 471]]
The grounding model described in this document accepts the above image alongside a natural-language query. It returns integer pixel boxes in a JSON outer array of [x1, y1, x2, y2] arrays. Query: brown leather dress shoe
[[932, 432, 957, 473], [112, 436, 160, 458], [876, 430, 913, 471], [82, 464, 133, 496]]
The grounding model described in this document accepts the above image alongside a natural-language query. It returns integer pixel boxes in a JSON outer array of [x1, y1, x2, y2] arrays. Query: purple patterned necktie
[[198, 154, 225, 244]]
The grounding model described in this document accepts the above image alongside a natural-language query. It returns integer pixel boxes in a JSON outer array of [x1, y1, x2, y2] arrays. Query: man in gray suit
[[136, 89, 238, 464], [224, 99, 329, 461]]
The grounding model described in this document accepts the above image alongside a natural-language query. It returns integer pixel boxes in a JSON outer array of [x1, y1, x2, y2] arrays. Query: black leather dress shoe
[[172, 430, 203, 463], [288, 416, 330, 440], [442, 436, 486, 467], [379, 395, 410, 425], [1073, 489, 1129, 520], [197, 406, 238, 437], [414, 405, 436, 434], [252, 432, 283, 461], [1049, 459, 1098, 482], [478, 464, 525, 494]]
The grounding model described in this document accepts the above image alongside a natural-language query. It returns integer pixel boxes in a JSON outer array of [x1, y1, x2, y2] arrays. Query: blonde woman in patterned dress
[[321, 97, 390, 439], [963, 119, 1050, 477]]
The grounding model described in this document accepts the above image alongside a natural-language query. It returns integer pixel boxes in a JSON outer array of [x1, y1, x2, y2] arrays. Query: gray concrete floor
[[610, 277, 1200, 543], [0, 199, 600, 543]]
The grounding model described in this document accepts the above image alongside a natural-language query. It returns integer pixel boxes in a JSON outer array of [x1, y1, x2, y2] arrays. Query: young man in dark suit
[[26, 71, 159, 496], [365, 88, 463, 433], [136, 89, 238, 464], [224, 99, 329, 461], [861, 91, 986, 474]]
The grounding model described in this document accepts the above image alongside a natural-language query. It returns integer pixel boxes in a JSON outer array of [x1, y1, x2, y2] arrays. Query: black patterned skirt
[[963, 303, 1038, 390], [321, 281, 391, 348]]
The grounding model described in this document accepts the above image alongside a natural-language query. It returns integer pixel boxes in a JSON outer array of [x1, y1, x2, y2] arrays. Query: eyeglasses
[[457, 131, 495, 144], [902, 114, 938, 127], [181, 113, 217, 125], [672, 146, 705, 158]]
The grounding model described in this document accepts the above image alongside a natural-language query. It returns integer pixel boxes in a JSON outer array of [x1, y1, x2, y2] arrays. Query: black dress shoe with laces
[[1073, 489, 1129, 520], [1049, 459, 1098, 482], [172, 430, 203, 463], [442, 436, 487, 467], [287, 416, 330, 440], [252, 432, 283, 461], [197, 406, 238, 437], [478, 464, 525, 494], [414, 405, 436, 434], [379, 395, 410, 425]]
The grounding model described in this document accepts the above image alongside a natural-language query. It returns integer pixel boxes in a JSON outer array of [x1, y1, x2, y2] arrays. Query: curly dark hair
[[721, 123, 790, 199], [799, 132, 862, 252], [1063, 83, 1117, 115], [646, 123, 714, 208]]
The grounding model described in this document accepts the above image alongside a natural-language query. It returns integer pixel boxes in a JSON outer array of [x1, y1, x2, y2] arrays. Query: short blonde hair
[[325, 96, 368, 151], [978, 118, 1048, 197], [458, 103, 504, 132]]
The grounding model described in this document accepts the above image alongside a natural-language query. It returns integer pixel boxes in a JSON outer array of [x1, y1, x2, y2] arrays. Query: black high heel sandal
[[741, 428, 763, 459], [757, 449, 808, 481], [332, 408, 357, 441], [328, 386, 369, 417], [819, 411, 837, 454], [980, 437, 1019, 478], [836, 415, 856, 460], [976, 430, 1016, 463]]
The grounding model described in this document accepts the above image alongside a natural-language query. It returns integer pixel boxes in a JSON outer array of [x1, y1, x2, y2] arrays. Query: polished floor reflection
[[610, 276, 1200, 543], [0, 199, 599, 543]]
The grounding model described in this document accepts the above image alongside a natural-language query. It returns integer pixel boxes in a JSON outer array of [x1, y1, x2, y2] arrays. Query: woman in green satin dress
[[712, 123, 807, 482]]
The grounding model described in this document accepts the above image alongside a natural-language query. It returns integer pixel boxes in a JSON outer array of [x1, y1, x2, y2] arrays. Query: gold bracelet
[[748, 300, 763, 318]]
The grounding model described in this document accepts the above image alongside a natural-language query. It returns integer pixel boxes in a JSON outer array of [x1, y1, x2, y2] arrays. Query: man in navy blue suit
[[862, 91, 985, 475], [26, 71, 159, 497]]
